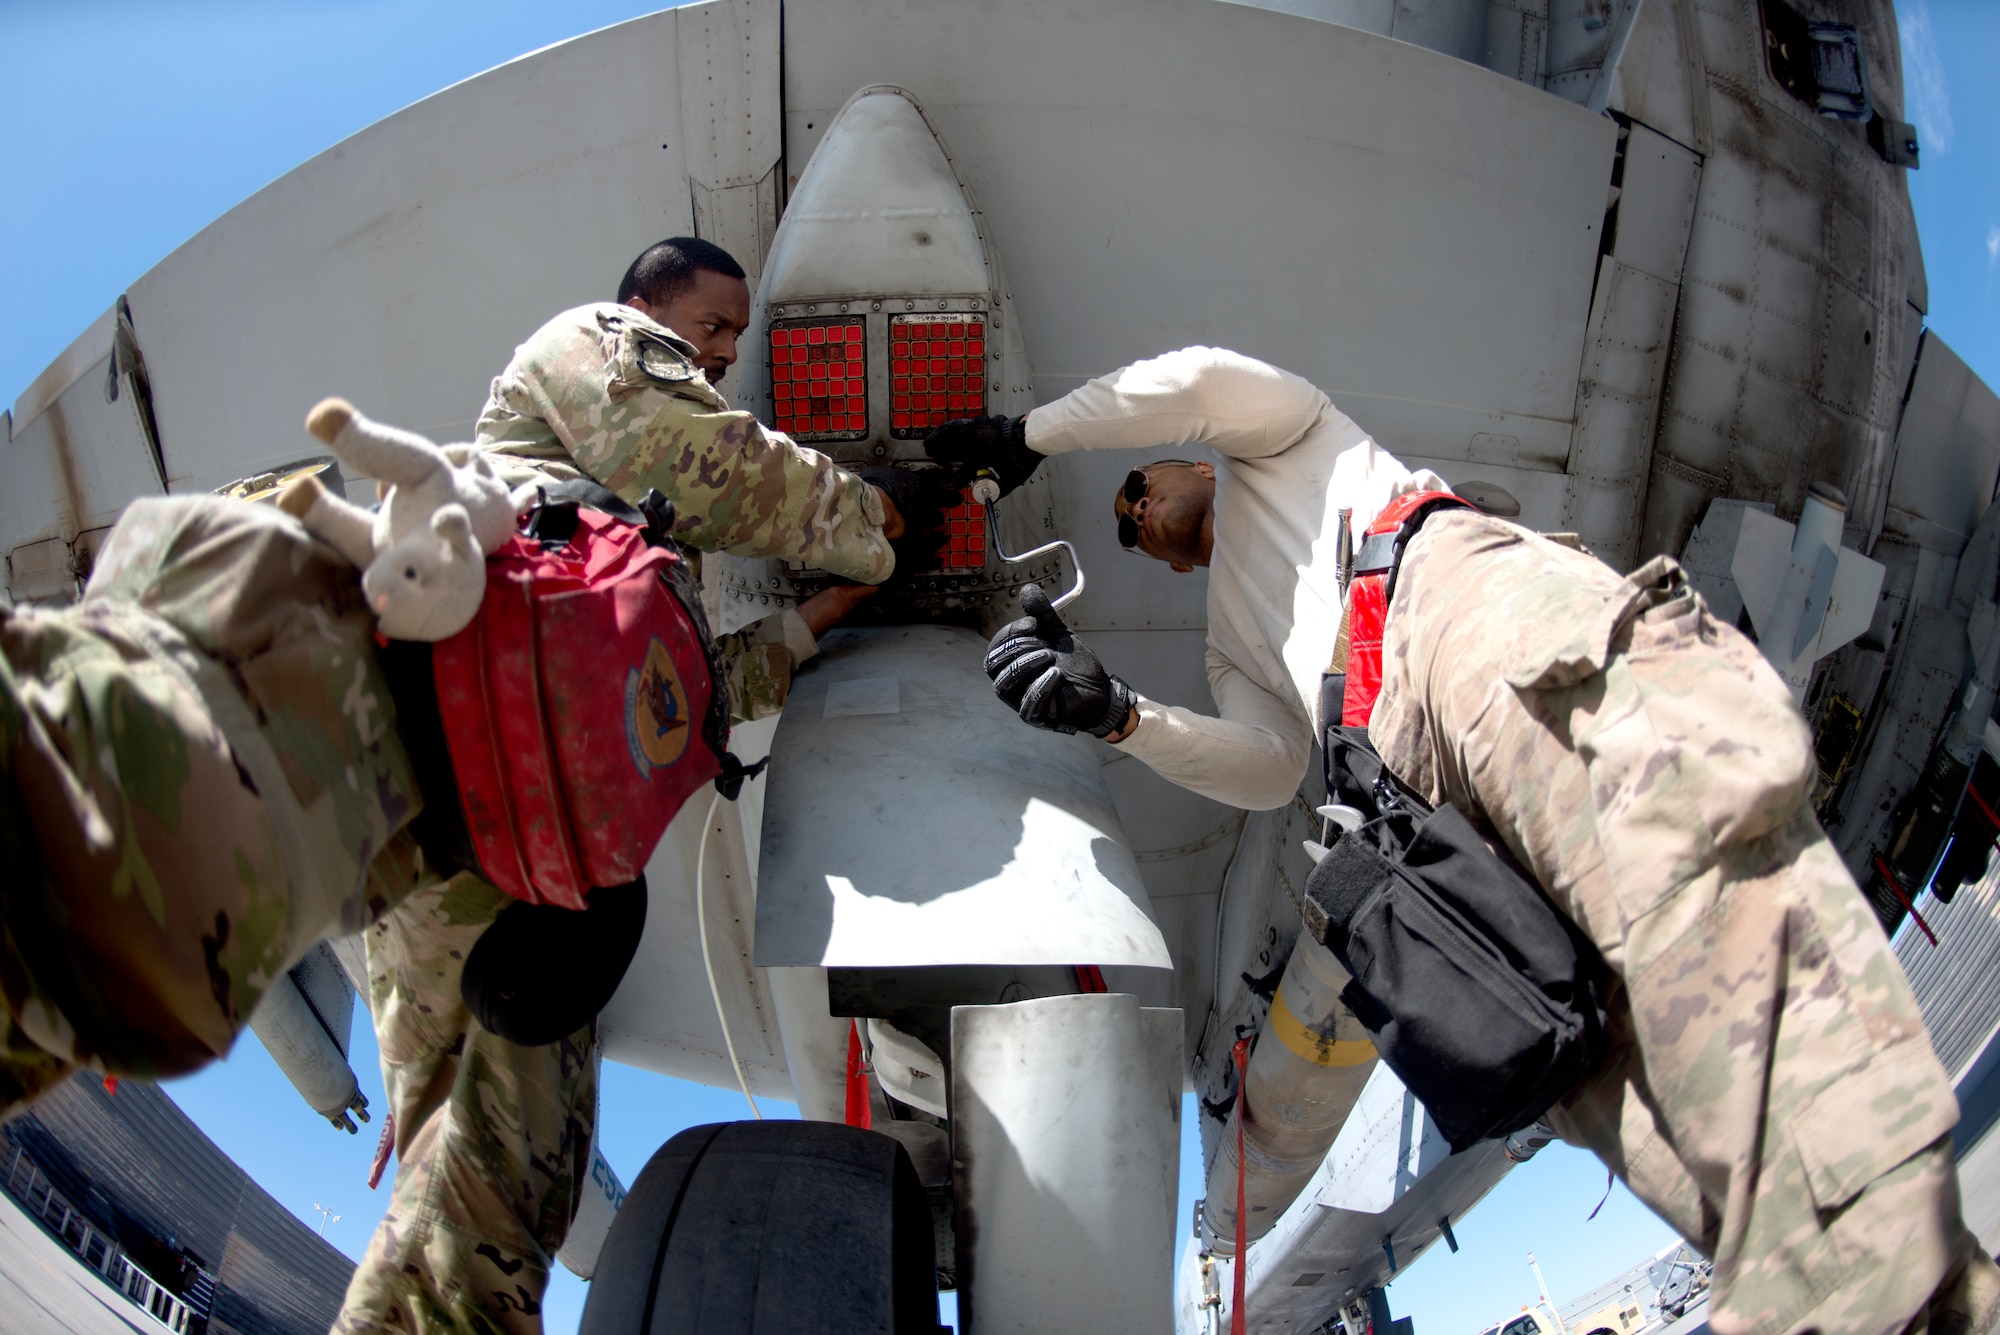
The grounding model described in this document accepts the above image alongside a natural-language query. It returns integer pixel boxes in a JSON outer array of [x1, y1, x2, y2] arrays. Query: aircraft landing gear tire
[[577, 1120, 944, 1335]]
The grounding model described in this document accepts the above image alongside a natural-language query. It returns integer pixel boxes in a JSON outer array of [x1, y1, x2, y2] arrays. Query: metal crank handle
[[972, 470, 1085, 611]]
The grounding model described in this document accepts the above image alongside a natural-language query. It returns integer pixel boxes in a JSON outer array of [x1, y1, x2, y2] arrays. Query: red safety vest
[[1339, 489, 1472, 727]]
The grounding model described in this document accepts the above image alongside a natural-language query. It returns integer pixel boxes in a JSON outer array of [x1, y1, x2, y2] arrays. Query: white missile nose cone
[[762, 86, 990, 305], [739, 81, 1031, 618]]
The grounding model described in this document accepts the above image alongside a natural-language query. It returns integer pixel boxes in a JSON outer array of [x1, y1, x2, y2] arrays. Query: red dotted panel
[[938, 488, 987, 570], [770, 318, 867, 442], [890, 313, 986, 438]]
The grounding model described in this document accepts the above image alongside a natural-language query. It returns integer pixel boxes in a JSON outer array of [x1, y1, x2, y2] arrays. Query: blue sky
[[1898, 0, 2000, 392], [4, 3, 1995, 1333]]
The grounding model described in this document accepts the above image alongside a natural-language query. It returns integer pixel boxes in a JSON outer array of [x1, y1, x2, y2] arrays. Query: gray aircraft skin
[[4, 2, 1996, 1332]]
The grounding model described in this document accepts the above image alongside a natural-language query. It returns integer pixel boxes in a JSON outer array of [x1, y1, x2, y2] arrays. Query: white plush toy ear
[[441, 443, 499, 479]]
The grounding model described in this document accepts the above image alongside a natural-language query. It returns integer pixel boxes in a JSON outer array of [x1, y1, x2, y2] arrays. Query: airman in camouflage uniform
[[1371, 510, 2000, 1335], [0, 488, 612, 1335], [337, 874, 595, 1335], [478, 300, 894, 719], [337, 298, 901, 1335], [0, 495, 423, 1115], [945, 344, 1994, 1333]]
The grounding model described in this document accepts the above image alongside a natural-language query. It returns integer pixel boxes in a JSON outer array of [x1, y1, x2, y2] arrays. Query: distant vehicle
[[1573, 1297, 1652, 1335], [1482, 1240, 1714, 1335], [1649, 1247, 1714, 1321], [1478, 1296, 1651, 1335], [1478, 1305, 1564, 1335]]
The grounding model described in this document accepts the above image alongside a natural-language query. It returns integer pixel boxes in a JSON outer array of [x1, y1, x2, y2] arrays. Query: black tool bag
[[1303, 692, 1607, 1151]]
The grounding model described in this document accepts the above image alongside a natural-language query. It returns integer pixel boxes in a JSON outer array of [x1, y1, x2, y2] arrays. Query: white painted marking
[[823, 677, 900, 718]]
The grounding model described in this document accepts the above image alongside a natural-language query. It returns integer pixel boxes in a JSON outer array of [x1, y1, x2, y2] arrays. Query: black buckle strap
[[521, 488, 582, 550], [1352, 530, 1399, 576], [1381, 496, 1473, 607], [714, 752, 770, 801], [639, 489, 678, 549], [1300, 834, 1394, 949]]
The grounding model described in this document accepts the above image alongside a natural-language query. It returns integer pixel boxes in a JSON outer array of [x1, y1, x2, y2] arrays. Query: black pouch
[[1305, 682, 1606, 1151], [461, 877, 648, 1047], [376, 478, 675, 1045]]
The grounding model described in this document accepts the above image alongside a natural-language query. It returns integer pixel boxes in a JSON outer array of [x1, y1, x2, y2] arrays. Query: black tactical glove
[[859, 465, 957, 572], [985, 582, 1136, 737], [923, 414, 1041, 496]]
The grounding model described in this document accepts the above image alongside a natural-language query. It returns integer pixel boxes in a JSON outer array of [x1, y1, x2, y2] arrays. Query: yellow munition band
[[1270, 983, 1377, 1067]]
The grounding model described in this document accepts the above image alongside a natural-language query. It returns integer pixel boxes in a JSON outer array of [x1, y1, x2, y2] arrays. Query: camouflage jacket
[[0, 496, 422, 1090], [718, 604, 821, 721], [476, 303, 894, 583], [80, 497, 421, 940]]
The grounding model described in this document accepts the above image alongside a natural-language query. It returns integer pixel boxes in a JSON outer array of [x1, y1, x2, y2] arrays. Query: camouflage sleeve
[[473, 373, 568, 462], [476, 305, 895, 583], [0, 496, 425, 1111], [598, 407, 894, 584], [713, 610, 819, 722]]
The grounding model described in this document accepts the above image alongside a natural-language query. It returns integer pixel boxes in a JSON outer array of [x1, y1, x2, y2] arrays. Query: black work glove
[[985, 583, 1136, 738], [924, 414, 1041, 496], [859, 465, 957, 572]]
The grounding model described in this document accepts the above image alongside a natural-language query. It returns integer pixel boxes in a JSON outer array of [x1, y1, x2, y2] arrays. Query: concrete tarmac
[[0, 1190, 160, 1335]]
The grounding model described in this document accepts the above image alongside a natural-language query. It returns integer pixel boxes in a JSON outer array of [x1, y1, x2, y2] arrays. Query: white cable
[[695, 788, 761, 1119]]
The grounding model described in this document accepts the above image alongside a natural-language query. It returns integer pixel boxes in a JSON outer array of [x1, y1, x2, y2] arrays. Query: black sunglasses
[[1116, 469, 1149, 549]]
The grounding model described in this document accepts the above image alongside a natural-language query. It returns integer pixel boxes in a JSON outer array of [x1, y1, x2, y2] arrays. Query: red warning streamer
[[845, 1019, 872, 1129], [1874, 854, 1938, 947]]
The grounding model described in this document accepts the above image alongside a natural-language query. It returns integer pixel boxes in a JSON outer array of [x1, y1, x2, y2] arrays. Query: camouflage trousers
[[0, 496, 421, 1116], [1370, 511, 1999, 1335], [335, 875, 595, 1335]]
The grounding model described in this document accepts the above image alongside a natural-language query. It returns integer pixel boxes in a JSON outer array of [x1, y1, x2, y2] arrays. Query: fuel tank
[[753, 624, 1170, 972]]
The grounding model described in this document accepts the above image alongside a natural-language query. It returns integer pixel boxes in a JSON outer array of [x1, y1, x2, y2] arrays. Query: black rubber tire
[[578, 1120, 943, 1335]]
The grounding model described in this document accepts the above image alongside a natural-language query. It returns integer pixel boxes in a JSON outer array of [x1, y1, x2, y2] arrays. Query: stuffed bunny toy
[[278, 398, 535, 640]]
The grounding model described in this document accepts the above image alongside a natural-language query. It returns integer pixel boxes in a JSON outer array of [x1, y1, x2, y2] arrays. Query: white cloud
[[1900, 0, 1954, 155], [1988, 224, 2000, 268]]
